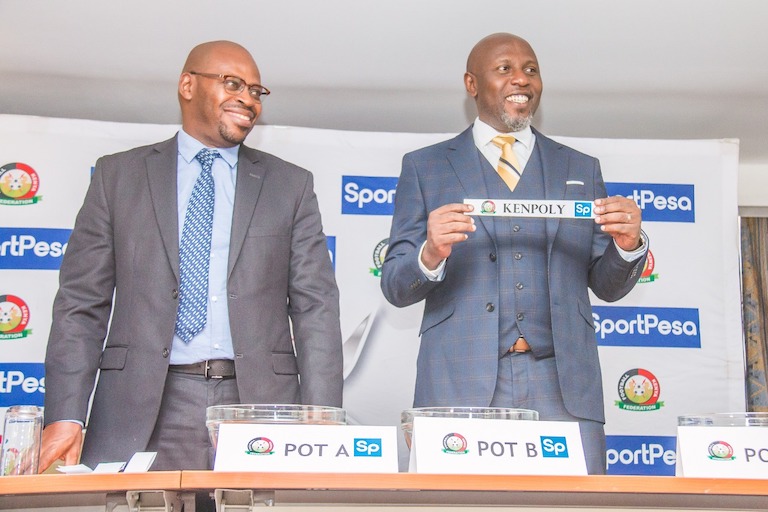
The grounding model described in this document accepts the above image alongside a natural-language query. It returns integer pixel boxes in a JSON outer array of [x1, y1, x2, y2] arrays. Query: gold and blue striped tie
[[491, 135, 522, 192]]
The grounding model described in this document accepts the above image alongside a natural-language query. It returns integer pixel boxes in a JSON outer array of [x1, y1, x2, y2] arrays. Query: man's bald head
[[177, 40, 263, 148], [466, 33, 535, 74], [181, 41, 257, 75], [464, 32, 542, 133]]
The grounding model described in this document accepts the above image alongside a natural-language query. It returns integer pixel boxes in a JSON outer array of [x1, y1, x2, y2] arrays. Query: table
[[0, 472, 766, 511]]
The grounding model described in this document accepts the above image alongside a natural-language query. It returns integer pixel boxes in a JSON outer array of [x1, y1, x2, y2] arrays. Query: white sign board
[[214, 424, 398, 473], [409, 417, 587, 475], [676, 426, 768, 478]]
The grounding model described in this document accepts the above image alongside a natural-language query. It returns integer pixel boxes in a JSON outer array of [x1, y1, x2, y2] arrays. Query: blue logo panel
[[540, 436, 569, 458], [0, 363, 45, 406], [353, 438, 382, 457], [606, 182, 695, 223], [574, 201, 592, 217], [606, 435, 677, 476], [0, 228, 71, 270], [341, 176, 398, 215], [593, 306, 701, 348]]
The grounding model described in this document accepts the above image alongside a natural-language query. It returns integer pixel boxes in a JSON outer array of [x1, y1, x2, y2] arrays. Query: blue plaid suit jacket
[[381, 126, 645, 423]]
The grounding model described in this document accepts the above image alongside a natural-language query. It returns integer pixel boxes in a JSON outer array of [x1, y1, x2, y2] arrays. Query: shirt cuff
[[418, 241, 446, 281], [615, 229, 649, 262]]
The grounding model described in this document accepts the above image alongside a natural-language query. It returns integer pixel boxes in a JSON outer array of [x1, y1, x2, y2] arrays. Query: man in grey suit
[[381, 33, 647, 474], [39, 41, 342, 472]]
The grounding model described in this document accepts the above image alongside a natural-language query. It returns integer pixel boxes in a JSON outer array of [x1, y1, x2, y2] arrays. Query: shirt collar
[[177, 129, 239, 170], [472, 117, 534, 150]]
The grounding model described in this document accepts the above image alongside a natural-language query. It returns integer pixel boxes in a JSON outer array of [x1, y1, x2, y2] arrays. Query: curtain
[[741, 217, 768, 411]]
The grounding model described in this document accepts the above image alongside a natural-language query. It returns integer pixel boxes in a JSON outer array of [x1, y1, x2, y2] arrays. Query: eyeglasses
[[189, 71, 271, 101]]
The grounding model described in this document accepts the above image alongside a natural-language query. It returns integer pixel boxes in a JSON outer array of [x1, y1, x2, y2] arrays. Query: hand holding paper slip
[[464, 199, 596, 219]]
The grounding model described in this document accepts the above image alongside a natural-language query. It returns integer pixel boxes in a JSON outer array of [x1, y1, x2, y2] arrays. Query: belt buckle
[[204, 361, 224, 380]]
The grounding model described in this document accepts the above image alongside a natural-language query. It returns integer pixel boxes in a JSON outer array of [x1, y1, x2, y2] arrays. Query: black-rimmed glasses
[[189, 71, 271, 101]]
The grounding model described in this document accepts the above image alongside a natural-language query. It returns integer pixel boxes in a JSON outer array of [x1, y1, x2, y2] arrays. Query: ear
[[179, 73, 194, 100], [464, 72, 477, 98]]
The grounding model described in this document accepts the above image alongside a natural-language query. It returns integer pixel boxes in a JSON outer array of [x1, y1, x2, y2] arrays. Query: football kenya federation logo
[[442, 432, 469, 454], [0, 163, 42, 205], [638, 250, 659, 283], [0, 295, 32, 341], [245, 437, 275, 455], [708, 441, 736, 461], [369, 238, 388, 277], [615, 368, 664, 412]]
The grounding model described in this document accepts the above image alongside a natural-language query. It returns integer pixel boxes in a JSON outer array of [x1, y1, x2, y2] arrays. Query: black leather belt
[[169, 359, 235, 379]]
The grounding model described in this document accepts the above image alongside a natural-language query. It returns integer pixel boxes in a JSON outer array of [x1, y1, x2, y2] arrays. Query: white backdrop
[[0, 114, 744, 475]]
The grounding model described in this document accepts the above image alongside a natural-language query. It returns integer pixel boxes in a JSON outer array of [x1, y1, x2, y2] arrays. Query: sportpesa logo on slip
[[0, 228, 71, 270], [592, 306, 700, 348], [342, 176, 398, 215], [606, 183, 694, 223]]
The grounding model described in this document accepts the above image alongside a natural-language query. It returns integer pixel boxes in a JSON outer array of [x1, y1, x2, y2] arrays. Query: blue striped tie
[[175, 148, 220, 343]]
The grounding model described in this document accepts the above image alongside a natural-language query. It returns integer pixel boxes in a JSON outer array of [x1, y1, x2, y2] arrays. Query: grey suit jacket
[[381, 126, 645, 423], [44, 135, 343, 466]]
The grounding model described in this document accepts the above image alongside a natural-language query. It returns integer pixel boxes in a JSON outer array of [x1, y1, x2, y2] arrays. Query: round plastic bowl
[[400, 406, 539, 449], [206, 404, 346, 448], [678, 412, 768, 427]]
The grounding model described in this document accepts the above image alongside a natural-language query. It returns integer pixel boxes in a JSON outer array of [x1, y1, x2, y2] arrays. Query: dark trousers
[[490, 352, 607, 474], [146, 371, 240, 470]]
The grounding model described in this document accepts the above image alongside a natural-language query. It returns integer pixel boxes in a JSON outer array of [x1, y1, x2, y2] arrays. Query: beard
[[501, 110, 533, 132]]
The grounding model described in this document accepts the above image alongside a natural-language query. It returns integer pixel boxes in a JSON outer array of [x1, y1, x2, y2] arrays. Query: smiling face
[[178, 41, 262, 148], [464, 33, 542, 133]]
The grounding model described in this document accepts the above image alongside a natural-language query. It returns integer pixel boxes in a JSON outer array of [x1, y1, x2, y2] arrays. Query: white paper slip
[[92, 462, 127, 473], [122, 452, 157, 473], [464, 199, 595, 219], [56, 464, 94, 474]]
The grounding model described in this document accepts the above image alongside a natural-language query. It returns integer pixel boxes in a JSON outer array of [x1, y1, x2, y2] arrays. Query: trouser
[[490, 351, 607, 475], [146, 370, 240, 470]]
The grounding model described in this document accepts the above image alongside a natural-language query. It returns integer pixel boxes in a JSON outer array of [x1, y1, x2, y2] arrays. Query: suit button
[[514, 253, 522, 260], [486, 303, 495, 312], [171, 289, 178, 299], [489, 253, 497, 262], [516, 282, 524, 290], [162, 348, 169, 358], [513, 225, 521, 232], [516, 313, 524, 321]]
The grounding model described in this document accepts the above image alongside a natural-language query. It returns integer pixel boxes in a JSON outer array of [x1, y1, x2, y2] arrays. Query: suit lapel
[[447, 127, 496, 241], [534, 129, 569, 255], [146, 137, 181, 280], [228, 145, 265, 279]]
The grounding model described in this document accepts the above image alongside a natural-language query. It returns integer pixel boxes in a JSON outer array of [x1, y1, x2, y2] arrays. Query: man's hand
[[594, 196, 642, 251], [38, 421, 83, 473], [422, 203, 476, 270]]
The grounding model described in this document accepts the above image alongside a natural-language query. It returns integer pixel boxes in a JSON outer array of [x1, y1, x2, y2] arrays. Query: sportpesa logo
[[342, 176, 398, 215], [0, 363, 45, 407], [606, 183, 694, 223], [0, 228, 71, 270], [0, 163, 42, 205], [593, 306, 700, 348]]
